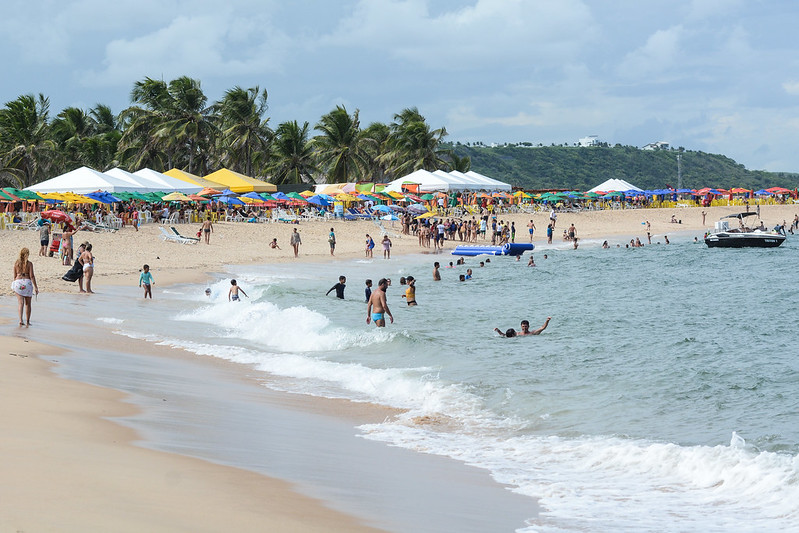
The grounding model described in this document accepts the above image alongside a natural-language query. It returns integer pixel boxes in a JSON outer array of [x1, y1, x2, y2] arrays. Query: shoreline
[[2, 280, 538, 532], [0, 334, 384, 532]]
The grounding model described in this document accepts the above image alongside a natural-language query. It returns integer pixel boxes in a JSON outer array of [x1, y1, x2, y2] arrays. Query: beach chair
[[83, 220, 118, 233], [158, 226, 195, 244], [170, 226, 200, 243], [346, 208, 371, 220]]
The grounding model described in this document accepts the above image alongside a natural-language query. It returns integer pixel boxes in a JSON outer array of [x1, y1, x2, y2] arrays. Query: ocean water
[[84, 234, 799, 531]]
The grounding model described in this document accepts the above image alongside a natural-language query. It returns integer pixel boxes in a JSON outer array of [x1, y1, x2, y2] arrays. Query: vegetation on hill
[[450, 143, 799, 191]]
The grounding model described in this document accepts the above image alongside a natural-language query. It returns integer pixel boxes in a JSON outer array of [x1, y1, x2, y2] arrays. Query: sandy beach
[[4, 204, 798, 295], [3, 202, 798, 531]]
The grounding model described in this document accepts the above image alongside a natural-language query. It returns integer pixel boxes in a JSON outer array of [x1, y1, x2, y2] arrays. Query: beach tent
[[203, 168, 277, 193], [164, 168, 229, 189], [462, 170, 513, 192], [587, 178, 643, 193], [384, 169, 512, 192], [133, 168, 203, 194], [384, 169, 462, 192], [26, 166, 152, 194]]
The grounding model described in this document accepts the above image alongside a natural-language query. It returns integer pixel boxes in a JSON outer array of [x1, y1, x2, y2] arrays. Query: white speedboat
[[704, 212, 786, 248]]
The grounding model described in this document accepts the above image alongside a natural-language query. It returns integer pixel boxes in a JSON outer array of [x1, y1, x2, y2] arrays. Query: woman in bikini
[[79, 243, 95, 293], [12, 247, 38, 326]]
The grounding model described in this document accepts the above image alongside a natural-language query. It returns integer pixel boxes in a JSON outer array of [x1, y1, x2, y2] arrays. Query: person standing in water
[[139, 264, 154, 299], [12, 247, 38, 327], [326, 275, 347, 299], [366, 278, 393, 327], [228, 279, 249, 302]]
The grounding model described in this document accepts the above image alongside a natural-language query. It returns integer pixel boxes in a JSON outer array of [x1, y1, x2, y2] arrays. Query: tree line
[[451, 144, 799, 192], [0, 76, 467, 189]]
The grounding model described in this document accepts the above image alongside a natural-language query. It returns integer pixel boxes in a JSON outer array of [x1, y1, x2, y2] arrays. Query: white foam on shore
[[96, 317, 124, 324]]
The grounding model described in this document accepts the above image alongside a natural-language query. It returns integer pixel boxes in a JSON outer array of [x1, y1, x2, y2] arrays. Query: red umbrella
[[41, 210, 71, 223]]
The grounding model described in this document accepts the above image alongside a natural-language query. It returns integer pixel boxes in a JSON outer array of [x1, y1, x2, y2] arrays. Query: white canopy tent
[[26, 166, 153, 194], [384, 168, 512, 192], [587, 178, 643, 193], [133, 168, 202, 194]]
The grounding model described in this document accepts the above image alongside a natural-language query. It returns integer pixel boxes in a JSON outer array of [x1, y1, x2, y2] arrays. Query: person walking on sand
[[527, 219, 536, 243], [365, 234, 375, 258], [38, 221, 50, 256], [701, 210, 707, 225], [201, 217, 213, 244], [79, 243, 95, 294], [228, 279, 248, 302], [12, 247, 38, 327], [382, 235, 392, 259], [328, 227, 336, 256], [366, 278, 393, 327], [61, 224, 76, 265], [139, 264, 154, 299], [290, 228, 302, 257]]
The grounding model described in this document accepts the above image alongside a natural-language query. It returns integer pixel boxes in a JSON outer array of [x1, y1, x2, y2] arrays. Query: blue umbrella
[[373, 204, 392, 213], [272, 191, 290, 201], [306, 195, 330, 206], [381, 214, 399, 221], [241, 192, 263, 200], [217, 195, 246, 205]]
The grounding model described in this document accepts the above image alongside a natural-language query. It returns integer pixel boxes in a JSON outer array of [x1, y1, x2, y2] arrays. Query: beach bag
[[62, 261, 83, 283]]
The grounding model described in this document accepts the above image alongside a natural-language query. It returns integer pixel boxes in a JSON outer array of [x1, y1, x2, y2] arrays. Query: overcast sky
[[3, 0, 799, 172]]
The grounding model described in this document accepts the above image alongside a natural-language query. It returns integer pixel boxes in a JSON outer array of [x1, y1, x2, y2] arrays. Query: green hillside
[[449, 143, 799, 191]]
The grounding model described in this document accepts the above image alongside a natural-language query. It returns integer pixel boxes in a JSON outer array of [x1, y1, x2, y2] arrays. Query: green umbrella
[[420, 193, 435, 200], [287, 192, 307, 202], [4, 187, 42, 200], [259, 193, 276, 201]]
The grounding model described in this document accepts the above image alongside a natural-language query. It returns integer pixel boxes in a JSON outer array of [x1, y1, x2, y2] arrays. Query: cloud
[[617, 26, 684, 80], [81, 6, 291, 87], [320, 0, 596, 69]]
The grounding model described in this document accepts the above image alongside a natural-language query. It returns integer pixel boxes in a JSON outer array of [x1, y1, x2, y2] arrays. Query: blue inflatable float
[[451, 243, 534, 257]]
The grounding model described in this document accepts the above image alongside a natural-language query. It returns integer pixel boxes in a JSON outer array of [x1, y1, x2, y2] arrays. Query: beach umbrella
[[420, 193, 435, 200], [287, 192, 308, 202], [415, 212, 436, 219], [272, 191, 291, 201], [372, 204, 393, 213], [41, 209, 71, 223], [241, 191, 264, 200], [306, 195, 330, 206], [335, 193, 361, 202], [198, 187, 222, 197], [259, 193, 276, 201], [187, 194, 209, 202], [216, 195, 246, 205], [299, 190, 315, 196], [381, 214, 399, 221], [161, 192, 192, 202]]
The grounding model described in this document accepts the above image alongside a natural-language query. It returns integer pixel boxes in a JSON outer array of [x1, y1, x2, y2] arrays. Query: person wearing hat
[[38, 220, 51, 257]]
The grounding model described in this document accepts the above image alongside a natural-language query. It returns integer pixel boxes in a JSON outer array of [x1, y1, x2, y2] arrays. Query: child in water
[[139, 264, 154, 299], [228, 279, 249, 302]]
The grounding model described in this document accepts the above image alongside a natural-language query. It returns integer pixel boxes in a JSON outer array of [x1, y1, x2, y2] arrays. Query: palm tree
[[268, 121, 317, 184], [360, 121, 391, 182], [447, 152, 471, 172], [117, 76, 217, 173], [157, 76, 217, 174], [313, 105, 368, 183], [215, 86, 272, 177], [382, 107, 449, 176], [117, 78, 171, 170], [0, 94, 56, 187]]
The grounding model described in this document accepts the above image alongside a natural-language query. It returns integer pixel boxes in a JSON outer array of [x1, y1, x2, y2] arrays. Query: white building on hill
[[643, 141, 670, 150], [578, 135, 601, 147]]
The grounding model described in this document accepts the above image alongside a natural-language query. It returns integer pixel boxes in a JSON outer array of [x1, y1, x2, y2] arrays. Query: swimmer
[[527, 256, 536, 267], [366, 278, 393, 327], [465, 269, 472, 280], [205, 288, 212, 297], [228, 279, 249, 302], [326, 275, 346, 299], [495, 317, 551, 337]]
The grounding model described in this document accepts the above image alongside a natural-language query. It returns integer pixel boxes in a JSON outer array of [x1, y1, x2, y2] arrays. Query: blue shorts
[[371, 312, 383, 321]]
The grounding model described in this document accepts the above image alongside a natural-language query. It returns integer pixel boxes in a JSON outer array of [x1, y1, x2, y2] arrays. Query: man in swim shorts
[[366, 278, 393, 327]]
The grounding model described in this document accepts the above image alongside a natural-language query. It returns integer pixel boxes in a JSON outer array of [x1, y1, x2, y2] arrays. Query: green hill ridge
[[449, 143, 799, 191]]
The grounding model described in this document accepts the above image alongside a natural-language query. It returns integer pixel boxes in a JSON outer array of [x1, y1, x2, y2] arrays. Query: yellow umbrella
[[161, 192, 192, 202], [300, 190, 315, 197], [335, 193, 361, 202], [414, 212, 435, 219], [386, 191, 405, 199]]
